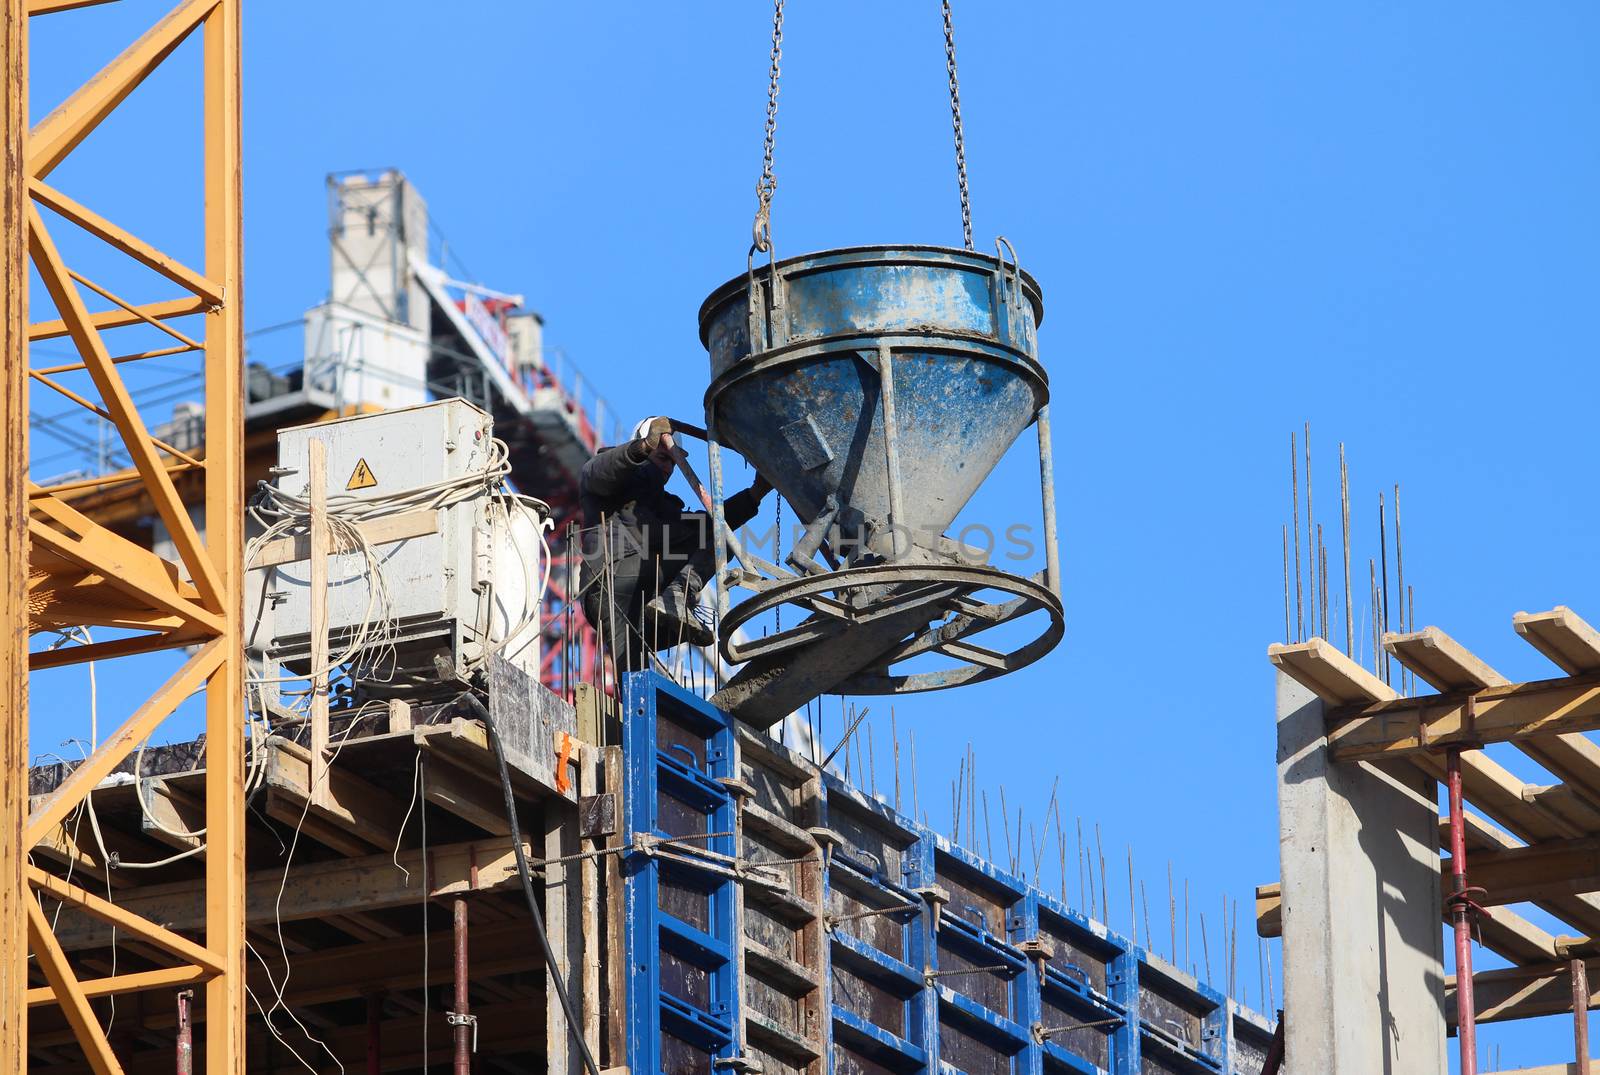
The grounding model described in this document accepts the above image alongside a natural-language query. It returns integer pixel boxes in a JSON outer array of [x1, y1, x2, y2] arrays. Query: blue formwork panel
[[622, 675, 743, 1075], [1032, 894, 1129, 1074], [619, 674, 1275, 1075], [1226, 1004, 1275, 1075]]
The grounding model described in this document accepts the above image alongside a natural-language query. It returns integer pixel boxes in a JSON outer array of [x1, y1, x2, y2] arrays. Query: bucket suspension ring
[[717, 562, 1062, 696]]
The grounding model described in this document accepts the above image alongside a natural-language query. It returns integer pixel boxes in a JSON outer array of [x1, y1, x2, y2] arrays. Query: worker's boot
[[645, 573, 714, 649]]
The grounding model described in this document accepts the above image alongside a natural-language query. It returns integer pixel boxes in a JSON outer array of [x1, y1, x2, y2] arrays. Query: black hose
[[453, 692, 602, 1075]]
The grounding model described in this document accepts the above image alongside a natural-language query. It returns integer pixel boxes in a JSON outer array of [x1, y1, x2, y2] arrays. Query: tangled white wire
[[245, 435, 552, 702]]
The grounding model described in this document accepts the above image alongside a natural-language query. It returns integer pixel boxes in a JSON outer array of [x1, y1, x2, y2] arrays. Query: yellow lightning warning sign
[[346, 458, 377, 490]]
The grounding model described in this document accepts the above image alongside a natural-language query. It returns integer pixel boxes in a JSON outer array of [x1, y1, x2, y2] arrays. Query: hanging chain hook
[[752, 0, 785, 254], [942, 0, 974, 250]]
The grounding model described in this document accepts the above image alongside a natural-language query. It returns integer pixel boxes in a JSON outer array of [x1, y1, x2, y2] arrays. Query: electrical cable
[[251, 714, 377, 1075], [451, 690, 601, 1075]]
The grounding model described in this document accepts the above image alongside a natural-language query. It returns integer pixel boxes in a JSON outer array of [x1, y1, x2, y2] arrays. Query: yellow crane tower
[[3, 1, 245, 1073]]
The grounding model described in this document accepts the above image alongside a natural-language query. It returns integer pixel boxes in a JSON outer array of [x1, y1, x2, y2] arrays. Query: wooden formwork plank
[[1383, 627, 1505, 692], [602, 745, 627, 1068], [264, 738, 409, 852], [1269, 637, 1394, 706], [1450, 807, 1600, 940], [1385, 625, 1600, 811], [545, 789, 583, 1075], [48, 835, 533, 951], [1254, 877, 1558, 964], [1516, 606, 1600, 676], [415, 750, 512, 835], [1524, 784, 1600, 834], [1328, 675, 1600, 761], [1449, 956, 1600, 1027], [578, 743, 603, 1061]]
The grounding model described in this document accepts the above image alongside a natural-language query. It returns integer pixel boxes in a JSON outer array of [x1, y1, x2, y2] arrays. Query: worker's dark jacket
[[578, 439, 762, 584]]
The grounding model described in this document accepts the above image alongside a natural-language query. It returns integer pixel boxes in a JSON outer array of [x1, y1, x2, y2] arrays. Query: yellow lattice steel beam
[[200, 6, 246, 1073], [1, 3, 26, 1070], [7, 2, 246, 1074]]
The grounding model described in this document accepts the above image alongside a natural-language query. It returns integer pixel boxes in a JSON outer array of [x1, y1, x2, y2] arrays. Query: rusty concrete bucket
[[698, 244, 1063, 725]]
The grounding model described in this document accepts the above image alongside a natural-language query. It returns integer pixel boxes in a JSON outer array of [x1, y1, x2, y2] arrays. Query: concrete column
[[1276, 672, 1446, 1074]]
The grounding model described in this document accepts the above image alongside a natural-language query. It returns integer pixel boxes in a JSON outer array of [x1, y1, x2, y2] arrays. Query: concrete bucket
[[701, 244, 1045, 546], [698, 244, 1063, 725]]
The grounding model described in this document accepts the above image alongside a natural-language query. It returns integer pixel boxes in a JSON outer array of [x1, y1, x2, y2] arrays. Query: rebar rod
[[1341, 443, 1353, 656], [1291, 433, 1302, 641]]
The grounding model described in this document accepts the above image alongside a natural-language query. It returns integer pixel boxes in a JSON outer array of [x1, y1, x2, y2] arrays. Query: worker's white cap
[[632, 416, 667, 442]]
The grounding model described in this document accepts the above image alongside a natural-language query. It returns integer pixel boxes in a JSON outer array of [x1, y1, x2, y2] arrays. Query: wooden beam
[[47, 835, 535, 951], [1385, 625, 1600, 811], [1254, 883, 1281, 937], [1258, 851, 1566, 966], [579, 743, 602, 1061], [1383, 627, 1504, 693], [418, 752, 510, 835], [1327, 672, 1600, 762], [1449, 956, 1600, 1026], [1415, 748, 1588, 841], [30, 813, 126, 889], [261, 793, 370, 858], [415, 717, 573, 803], [322, 912, 397, 943], [135, 777, 205, 854], [40, 998, 542, 1075], [1269, 637, 1394, 706], [546, 791, 582, 1075], [1460, 834, 1600, 907], [602, 745, 627, 1068], [1517, 607, 1600, 676], [307, 438, 330, 802], [1448, 806, 1600, 943], [263, 738, 408, 852], [31, 920, 537, 1034], [1525, 783, 1600, 834], [249, 508, 437, 569]]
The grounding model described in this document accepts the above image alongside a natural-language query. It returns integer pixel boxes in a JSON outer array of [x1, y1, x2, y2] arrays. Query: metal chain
[[942, 0, 973, 250], [752, 0, 785, 253]]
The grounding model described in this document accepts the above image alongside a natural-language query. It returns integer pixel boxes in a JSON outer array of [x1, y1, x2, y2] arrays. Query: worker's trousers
[[580, 545, 717, 671]]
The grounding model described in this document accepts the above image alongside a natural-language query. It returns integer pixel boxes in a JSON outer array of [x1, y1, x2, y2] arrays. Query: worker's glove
[[632, 416, 673, 455], [750, 473, 773, 499]]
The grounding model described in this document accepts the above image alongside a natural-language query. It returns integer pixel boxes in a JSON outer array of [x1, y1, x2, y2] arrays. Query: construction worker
[[579, 416, 771, 664]]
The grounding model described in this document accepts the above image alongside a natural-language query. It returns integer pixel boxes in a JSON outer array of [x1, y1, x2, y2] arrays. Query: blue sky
[[27, 2, 1600, 1068]]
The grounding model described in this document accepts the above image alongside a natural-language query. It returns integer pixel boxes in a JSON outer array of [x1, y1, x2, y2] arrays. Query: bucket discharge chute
[[699, 244, 1063, 725]]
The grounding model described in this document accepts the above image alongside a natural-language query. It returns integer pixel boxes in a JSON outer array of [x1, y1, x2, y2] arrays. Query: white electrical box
[[249, 398, 545, 696]]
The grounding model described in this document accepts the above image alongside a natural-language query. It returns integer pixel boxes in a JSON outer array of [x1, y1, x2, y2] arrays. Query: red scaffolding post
[[1446, 746, 1476, 1074]]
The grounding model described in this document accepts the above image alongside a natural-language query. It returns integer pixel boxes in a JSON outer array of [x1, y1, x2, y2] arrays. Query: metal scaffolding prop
[[1264, 606, 1600, 1073], [5, 1, 245, 1072]]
